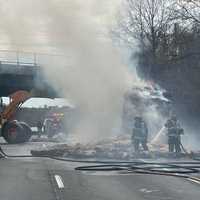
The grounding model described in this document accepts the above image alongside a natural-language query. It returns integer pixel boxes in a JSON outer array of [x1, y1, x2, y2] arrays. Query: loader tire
[[2, 121, 31, 144]]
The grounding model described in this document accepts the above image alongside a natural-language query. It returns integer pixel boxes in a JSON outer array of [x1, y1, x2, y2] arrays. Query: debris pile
[[31, 135, 131, 159], [30, 135, 171, 160]]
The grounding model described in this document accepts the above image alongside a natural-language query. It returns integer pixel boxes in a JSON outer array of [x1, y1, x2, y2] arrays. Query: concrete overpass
[[0, 52, 58, 98]]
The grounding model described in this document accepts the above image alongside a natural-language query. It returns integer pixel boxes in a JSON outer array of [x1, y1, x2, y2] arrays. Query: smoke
[[0, 0, 137, 143]]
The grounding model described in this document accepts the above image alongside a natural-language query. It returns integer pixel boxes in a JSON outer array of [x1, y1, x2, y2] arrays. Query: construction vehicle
[[0, 90, 33, 144], [0, 51, 59, 144], [0, 51, 57, 144]]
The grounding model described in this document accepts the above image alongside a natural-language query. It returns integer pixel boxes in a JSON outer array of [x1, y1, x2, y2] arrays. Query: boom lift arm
[[1, 90, 31, 122]]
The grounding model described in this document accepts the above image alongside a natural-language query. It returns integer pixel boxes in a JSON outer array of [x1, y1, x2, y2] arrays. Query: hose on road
[[73, 142, 200, 179], [1, 143, 200, 179]]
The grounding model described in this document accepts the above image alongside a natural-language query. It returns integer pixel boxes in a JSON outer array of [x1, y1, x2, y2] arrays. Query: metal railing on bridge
[[0, 49, 65, 67]]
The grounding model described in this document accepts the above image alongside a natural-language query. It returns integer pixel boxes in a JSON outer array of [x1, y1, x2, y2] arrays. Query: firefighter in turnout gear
[[165, 115, 184, 153], [132, 116, 149, 152]]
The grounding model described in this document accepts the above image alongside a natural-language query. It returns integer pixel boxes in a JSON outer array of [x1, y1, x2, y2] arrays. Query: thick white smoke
[[0, 0, 135, 143]]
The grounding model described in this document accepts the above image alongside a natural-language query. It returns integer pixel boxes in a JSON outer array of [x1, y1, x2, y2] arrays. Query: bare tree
[[115, 0, 200, 119], [115, 0, 176, 78], [174, 0, 200, 24], [117, 0, 174, 57]]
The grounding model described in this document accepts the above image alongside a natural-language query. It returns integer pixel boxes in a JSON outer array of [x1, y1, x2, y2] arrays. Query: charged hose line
[[0, 145, 200, 166], [0, 146, 174, 164], [74, 142, 200, 178], [179, 141, 200, 162], [75, 163, 199, 174], [1, 145, 200, 179]]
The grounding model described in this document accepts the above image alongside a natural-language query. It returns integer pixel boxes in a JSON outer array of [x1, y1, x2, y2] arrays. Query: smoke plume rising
[[0, 0, 135, 143]]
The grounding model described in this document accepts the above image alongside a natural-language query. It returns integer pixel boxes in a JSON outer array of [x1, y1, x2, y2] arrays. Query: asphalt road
[[0, 141, 200, 200]]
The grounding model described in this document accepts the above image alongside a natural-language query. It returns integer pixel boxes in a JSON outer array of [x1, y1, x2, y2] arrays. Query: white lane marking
[[187, 178, 200, 185], [54, 175, 64, 189]]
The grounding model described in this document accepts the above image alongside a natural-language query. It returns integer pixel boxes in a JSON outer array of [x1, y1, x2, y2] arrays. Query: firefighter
[[165, 115, 184, 153], [132, 116, 149, 152]]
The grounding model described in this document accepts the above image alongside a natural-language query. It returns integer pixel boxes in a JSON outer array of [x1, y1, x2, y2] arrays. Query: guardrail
[[0, 50, 38, 67], [0, 60, 38, 67], [0, 49, 64, 67]]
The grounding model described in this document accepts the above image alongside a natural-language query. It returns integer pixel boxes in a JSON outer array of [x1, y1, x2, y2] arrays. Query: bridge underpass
[[0, 51, 58, 98]]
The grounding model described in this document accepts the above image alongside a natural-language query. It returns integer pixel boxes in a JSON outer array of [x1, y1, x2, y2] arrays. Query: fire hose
[[180, 141, 189, 154], [179, 141, 200, 161], [0, 140, 200, 179], [1, 146, 200, 182]]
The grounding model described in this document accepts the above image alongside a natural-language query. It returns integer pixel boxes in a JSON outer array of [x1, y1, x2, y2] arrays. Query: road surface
[[0, 140, 200, 200]]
